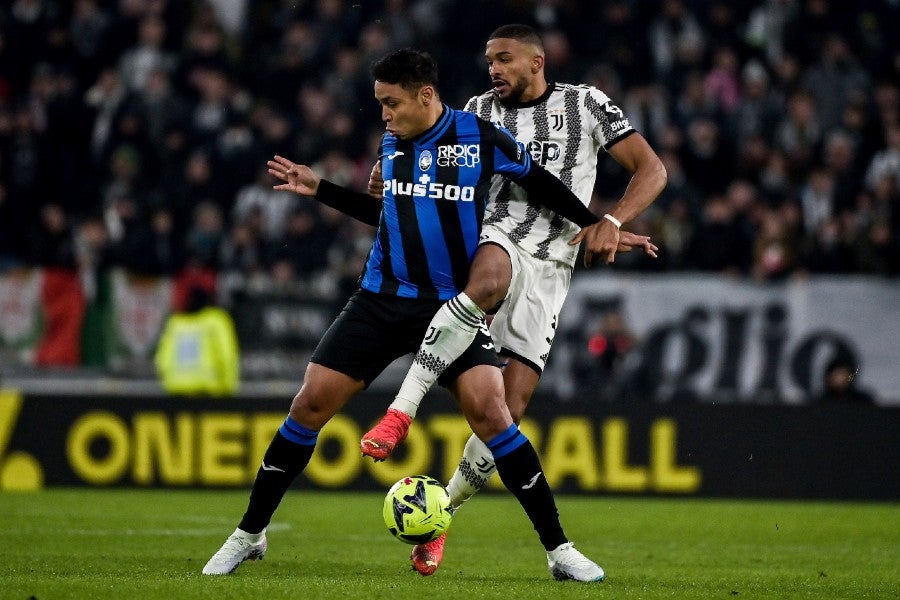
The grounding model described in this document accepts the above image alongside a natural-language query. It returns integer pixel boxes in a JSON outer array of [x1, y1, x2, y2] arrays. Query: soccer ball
[[382, 475, 452, 544]]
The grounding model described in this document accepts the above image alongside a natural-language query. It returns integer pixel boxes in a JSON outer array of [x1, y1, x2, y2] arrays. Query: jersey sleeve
[[489, 124, 531, 179], [585, 87, 635, 151]]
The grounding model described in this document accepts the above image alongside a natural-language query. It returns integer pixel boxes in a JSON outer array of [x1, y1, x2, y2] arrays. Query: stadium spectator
[[232, 164, 298, 243], [118, 15, 177, 93], [573, 309, 637, 402], [704, 45, 741, 115], [813, 357, 874, 405], [774, 89, 822, 174], [219, 219, 265, 281], [649, 0, 706, 95], [752, 207, 800, 281], [686, 194, 752, 274], [73, 213, 112, 301], [680, 117, 735, 196], [267, 202, 331, 280], [865, 123, 900, 192], [28, 203, 76, 269], [185, 200, 225, 270], [731, 60, 781, 149], [154, 285, 240, 397]]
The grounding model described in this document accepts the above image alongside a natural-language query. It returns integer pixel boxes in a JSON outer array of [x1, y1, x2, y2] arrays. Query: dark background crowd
[[0, 0, 898, 302]]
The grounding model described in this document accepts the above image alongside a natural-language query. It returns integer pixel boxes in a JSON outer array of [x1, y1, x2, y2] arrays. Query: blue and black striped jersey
[[360, 104, 531, 300]]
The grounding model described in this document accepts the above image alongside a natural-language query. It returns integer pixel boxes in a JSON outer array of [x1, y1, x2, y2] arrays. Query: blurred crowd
[[0, 0, 898, 304]]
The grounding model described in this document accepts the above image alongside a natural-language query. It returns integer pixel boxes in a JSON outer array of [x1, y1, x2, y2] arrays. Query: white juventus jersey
[[464, 83, 635, 266]]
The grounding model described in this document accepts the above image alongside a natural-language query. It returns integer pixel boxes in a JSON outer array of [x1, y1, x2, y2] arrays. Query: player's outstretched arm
[[266, 154, 381, 227], [570, 133, 666, 266], [268, 155, 321, 195], [268, 155, 382, 227]]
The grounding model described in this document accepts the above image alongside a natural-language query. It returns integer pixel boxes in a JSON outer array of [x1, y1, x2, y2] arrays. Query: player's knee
[[508, 401, 527, 424], [461, 395, 510, 440], [288, 388, 330, 430], [465, 274, 507, 310]]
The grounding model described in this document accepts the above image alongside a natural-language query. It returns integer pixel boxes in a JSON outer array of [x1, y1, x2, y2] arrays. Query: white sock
[[390, 292, 485, 418], [446, 434, 497, 510]]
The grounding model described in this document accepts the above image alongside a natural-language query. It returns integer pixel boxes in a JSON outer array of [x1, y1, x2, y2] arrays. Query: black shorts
[[311, 290, 501, 387]]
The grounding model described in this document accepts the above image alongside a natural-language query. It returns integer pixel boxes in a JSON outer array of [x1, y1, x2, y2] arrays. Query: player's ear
[[420, 85, 434, 106], [532, 53, 544, 74]]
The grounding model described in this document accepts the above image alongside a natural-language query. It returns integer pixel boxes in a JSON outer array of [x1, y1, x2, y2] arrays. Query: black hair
[[488, 24, 544, 51], [370, 48, 439, 92]]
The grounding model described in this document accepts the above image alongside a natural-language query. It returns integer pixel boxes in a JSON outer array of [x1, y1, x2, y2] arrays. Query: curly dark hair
[[370, 48, 439, 92]]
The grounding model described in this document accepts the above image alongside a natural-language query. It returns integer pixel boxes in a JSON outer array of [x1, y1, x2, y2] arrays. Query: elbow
[[656, 160, 669, 192], [654, 157, 668, 195]]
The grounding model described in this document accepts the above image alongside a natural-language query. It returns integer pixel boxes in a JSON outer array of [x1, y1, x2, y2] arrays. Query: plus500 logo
[[384, 179, 475, 202]]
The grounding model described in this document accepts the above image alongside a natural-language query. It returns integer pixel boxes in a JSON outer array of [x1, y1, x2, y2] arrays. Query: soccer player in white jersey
[[361, 24, 667, 576]]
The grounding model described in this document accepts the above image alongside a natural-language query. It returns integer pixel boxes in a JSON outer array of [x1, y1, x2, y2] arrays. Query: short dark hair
[[370, 48, 439, 92], [488, 24, 544, 51]]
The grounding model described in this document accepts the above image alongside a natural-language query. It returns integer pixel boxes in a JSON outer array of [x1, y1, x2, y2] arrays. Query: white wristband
[[602, 213, 622, 228]]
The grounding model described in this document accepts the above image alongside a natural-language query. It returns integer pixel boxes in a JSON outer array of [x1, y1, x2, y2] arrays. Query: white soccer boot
[[546, 542, 605, 582], [202, 528, 267, 575]]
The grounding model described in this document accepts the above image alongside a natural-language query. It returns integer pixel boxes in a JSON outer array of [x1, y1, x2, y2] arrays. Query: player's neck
[[501, 77, 551, 108], [424, 101, 444, 128], [409, 102, 445, 139], [519, 75, 548, 103]]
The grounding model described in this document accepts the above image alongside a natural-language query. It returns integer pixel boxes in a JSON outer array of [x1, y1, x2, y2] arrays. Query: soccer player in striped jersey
[[203, 47, 606, 582], [361, 25, 668, 576]]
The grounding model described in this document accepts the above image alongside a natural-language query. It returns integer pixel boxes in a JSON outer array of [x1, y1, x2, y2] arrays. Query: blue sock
[[486, 423, 527, 458]]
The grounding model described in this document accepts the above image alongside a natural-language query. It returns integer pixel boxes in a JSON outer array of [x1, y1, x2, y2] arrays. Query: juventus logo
[[551, 114, 564, 131], [475, 457, 494, 474], [423, 326, 441, 345]]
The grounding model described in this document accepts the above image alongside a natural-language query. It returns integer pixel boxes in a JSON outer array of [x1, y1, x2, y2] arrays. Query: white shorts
[[479, 225, 573, 374]]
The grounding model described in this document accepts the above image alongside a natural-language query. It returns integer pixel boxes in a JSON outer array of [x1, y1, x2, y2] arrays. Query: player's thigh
[[448, 364, 513, 442], [310, 291, 421, 386], [491, 253, 572, 373], [289, 362, 364, 430]]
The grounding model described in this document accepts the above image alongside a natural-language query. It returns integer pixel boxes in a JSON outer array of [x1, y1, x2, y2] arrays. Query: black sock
[[238, 423, 316, 534], [490, 427, 568, 551]]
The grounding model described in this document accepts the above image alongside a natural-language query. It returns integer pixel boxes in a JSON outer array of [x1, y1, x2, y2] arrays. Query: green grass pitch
[[1, 489, 896, 599]]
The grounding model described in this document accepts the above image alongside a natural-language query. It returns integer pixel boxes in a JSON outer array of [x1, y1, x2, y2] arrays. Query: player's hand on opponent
[[368, 160, 383, 199], [268, 155, 321, 196], [570, 221, 658, 267]]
